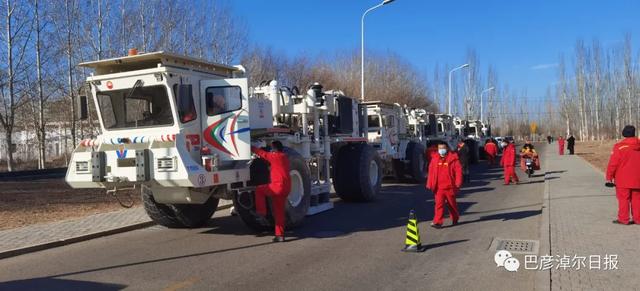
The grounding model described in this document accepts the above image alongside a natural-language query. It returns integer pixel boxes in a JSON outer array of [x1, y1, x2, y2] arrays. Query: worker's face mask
[[438, 149, 447, 156], [502, 143, 508, 147]]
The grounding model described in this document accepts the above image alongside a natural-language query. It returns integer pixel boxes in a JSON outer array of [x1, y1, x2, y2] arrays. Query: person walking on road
[[500, 139, 519, 185], [547, 135, 552, 144], [484, 140, 498, 166], [567, 134, 576, 155], [558, 136, 565, 155], [251, 141, 291, 242], [606, 125, 640, 225], [457, 141, 470, 183], [426, 142, 463, 229]]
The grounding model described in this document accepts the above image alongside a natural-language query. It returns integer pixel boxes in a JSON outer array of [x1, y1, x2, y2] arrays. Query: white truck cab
[[66, 51, 383, 229]]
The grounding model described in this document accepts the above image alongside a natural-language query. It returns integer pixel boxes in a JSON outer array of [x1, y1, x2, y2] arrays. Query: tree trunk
[[35, 0, 46, 169], [5, 0, 15, 172], [65, 0, 77, 148]]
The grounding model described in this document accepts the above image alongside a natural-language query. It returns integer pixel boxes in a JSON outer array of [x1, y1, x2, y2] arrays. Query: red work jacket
[[426, 152, 463, 192], [606, 138, 640, 189], [484, 142, 498, 157], [425, 145, 439, 164], [252, 147, 291, 195], [500, 144, 517, 167]]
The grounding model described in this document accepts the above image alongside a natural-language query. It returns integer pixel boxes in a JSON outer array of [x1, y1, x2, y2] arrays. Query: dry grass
[[575, 140, 616, 173], [0, 179, 141, 230]]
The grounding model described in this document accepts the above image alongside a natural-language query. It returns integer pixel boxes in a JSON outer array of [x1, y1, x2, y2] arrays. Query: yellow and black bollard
[[402, 209, 424, 252]]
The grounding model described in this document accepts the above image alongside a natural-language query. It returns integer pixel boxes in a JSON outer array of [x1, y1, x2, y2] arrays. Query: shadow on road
[[546, 170, 567, 175], [0, 277, 126, 291], [463, 203, 542, 215], [423, 239, 469, 251], [451, 209, 542, 227], [458, 187, 495, 197], [44, 241, 277, 279], [517, 180, 545, 185], [292, 185, 477, 239]]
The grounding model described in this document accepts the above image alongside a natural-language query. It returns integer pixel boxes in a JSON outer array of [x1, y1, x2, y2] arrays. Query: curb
[[534, 147, 553, 291], [0, 221, 155, 260], [0, 202, 234, 260]]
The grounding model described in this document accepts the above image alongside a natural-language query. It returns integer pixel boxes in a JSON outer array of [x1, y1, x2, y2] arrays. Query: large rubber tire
[[333, 143, 382, 202], [392, 159, 405, 181], [407, 142, 427, 183], [465, 139, 479, 164], [142, 186, 182, 228], [233, 148, 311, 231], [142, 186, 220, 228], [233, 190, 270, 231]]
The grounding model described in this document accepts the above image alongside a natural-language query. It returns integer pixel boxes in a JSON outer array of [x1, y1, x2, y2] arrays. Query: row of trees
[[3, 1, 633, 171], [241, 47, 434, 109], [0, 0, 246, 171], [552, 36, 640, 140]]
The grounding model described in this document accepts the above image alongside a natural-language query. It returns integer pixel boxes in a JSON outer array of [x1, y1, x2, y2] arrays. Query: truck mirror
[[77, 95, 89, 120]]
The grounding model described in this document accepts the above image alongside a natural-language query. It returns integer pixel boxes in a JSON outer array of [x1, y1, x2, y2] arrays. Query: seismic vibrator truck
[[66, 51, 382, 229]]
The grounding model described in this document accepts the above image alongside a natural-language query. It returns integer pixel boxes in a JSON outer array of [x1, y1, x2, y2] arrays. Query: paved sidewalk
[[541, 144, 640, 290], [0, 200, 232, 259]]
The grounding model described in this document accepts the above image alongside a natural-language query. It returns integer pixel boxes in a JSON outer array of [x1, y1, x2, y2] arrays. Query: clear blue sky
[[232, 0, 640, 99]]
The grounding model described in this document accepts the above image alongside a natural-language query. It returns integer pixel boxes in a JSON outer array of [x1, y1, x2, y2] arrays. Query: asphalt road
[[0, 152, 545, 291]]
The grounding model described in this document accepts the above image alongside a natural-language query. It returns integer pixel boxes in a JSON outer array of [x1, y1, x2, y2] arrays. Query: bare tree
[[0, 0, 32, 171]]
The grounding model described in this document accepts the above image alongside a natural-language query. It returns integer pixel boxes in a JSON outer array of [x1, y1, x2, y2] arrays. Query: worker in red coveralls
[[251, 141, 291, 242], [426, 142, 463, 229], [500, 139, 519, 185], [484, 140, 498, 166], [606, 125, 640, 225], [558, 136, 565, 155]]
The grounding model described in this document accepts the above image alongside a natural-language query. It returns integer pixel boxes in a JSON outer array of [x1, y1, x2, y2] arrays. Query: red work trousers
[[487, 155, 496, 165], [558, 146, 564, 155], [615, 187, 640, 224], [255, 183, 289, 236], [433, 188, 459, 225], [503, 166, 519, 184]]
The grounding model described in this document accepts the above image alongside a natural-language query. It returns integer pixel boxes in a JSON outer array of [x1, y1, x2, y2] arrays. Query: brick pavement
[[541, 144, 640, 290], [0, 200, 232, 259]]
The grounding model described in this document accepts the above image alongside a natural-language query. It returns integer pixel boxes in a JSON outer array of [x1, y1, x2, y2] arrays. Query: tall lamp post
[[480, 86, 495, 122], [361, 0, 396, 102], [447, 63, 469, 115]]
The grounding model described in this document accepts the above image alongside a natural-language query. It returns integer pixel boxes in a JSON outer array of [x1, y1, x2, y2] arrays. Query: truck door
[[200, 78, 251, 161]]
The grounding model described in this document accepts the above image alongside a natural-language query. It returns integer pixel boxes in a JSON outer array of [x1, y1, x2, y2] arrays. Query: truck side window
[[173, 84, 197, 123], [205, 86, 242, 116]]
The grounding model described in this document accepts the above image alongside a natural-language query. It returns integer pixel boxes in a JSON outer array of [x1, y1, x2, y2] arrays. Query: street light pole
[[480, 86, 495, 122], [361, 0, 396, 102], [447, 63, 469, 115]]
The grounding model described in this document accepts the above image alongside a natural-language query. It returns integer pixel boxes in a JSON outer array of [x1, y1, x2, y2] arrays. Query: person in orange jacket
[[426, 142, 463, 228], [251, 141, 291, 242], [500, 139, 519, 185], [558, 136, 565, 155], [484, 140, 498, 166], [606, 125, 640, 225]]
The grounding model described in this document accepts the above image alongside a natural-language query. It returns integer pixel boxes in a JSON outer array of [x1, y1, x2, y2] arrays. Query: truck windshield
[[96, 85, 174, 130], [368, 115, 381, 128]]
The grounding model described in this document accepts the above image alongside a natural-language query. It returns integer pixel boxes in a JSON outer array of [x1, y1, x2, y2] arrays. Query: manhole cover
[[493, 238, 539, 254]]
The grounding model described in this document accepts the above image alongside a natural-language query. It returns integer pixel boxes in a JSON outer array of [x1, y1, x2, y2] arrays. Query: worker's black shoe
[[272, 236, 285, 242], [430, 223, 442, 229], [612, 220, 632, 225]]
